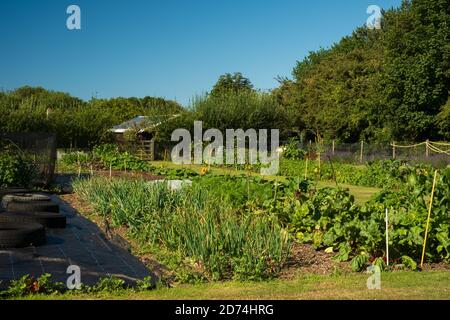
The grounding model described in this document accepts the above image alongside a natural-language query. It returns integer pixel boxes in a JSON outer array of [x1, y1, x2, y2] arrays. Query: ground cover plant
[[0, 274, 155, 299]]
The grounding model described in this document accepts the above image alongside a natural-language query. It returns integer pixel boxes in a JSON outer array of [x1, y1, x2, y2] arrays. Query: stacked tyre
[[0, 193, 66, 248]]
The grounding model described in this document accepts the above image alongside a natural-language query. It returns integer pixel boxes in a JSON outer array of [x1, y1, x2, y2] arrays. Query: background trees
[[275, 0, 449, 143], [380, 0, 450, 141], [0, 86, 183, 148], [1, 0, 448, 146]]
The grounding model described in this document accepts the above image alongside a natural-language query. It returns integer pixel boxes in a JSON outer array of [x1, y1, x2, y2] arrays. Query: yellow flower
[[200, 167, 209, 176]]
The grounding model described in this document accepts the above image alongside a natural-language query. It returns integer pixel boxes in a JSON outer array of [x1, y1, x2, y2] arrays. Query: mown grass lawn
[[20, 271, 450, 300]]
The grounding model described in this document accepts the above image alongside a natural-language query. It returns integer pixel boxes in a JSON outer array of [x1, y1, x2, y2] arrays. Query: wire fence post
[[332, 140, 335, 155], [360, 140, 364, 164], [425, 140, 429, 158], [392, 141, 396, 159], [318, 152, 321, 177], [304, 156, 308, 180]]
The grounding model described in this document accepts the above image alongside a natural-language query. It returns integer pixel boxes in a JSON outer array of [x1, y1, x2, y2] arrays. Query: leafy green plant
[[135, 276, 155, 291], [1, 274, 64, 298], [372, 257, 386, 272], [351, 253, 369, 272], [282, 138, 306, 160], [93, 144, 152, 171], [60, 151, 92, 167], [401, 256, 418, 271], [289, 165, 450, 264], [89, 276, 128, 293], [0, 144, 37, 187]]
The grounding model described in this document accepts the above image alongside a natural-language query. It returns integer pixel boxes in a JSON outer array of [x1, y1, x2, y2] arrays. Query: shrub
[[92, 144, 152, 171], [0, 144, 36, 187], [282, 138, 306, 160], [60, 151, 92, 167]]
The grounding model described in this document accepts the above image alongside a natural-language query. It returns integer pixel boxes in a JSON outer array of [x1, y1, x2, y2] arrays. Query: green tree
[[286, 28, 384, 142], [380, 0, 450, 140], [211, 72, 254, 96]]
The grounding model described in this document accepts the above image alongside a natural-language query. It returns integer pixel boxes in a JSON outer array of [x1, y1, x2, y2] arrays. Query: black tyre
[[6, 200, 60, 213], [3, 193, 50, 203], [0, 212, 66, 229], [0, 188, 30, 198], [2, 193, 51, 210], [0, 189, 30, 210], [0, 222, 46, 248]]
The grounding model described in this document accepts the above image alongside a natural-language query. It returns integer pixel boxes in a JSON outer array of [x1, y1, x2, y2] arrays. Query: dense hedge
[[0, 87, 183, 148]]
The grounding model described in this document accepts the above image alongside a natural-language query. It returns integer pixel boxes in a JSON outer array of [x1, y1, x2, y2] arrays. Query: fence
[[0, 133, 57, 186], [298, 140, 450, 167]]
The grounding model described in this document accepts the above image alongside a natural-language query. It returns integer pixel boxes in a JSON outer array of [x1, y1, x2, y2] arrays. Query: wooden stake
[[318, 152, 321, 177], [305, 157, 308, 180], [420, 170, 438, 268], [385, 208, 389, 267], [392, 142, 396, 159], [332, 140, 335, 155], [360, 140, 364, 164]]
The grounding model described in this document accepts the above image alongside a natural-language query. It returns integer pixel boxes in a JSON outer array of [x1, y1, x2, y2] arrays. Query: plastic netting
[[296, 141, 450, 166], [0, 133, 57, 186]]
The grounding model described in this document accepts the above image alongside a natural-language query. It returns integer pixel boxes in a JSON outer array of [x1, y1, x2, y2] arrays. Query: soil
[[280, 244, 351, 278], [93, 170, 165, 181]]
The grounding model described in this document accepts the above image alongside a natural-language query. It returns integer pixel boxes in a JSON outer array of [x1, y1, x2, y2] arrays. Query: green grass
[[316, 181, 379, 205], [151, 161, 380, 204], [18, 271, 450, 300]]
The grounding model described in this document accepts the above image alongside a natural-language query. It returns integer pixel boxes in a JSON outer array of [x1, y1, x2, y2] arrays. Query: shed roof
[[110, 114, 181, 133]]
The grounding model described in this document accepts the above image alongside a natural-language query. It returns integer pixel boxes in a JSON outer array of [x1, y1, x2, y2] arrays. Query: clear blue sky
[[0, 0, 401, 106]]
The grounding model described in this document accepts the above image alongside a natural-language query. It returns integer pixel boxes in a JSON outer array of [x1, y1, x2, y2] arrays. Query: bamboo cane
[[305, 157, 308, 180], [420, 170, 438, 268], [385, 208, 389, 267]]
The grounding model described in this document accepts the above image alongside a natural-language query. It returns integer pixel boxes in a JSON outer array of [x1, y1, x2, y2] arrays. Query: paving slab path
[[0, 195, 153, 289]]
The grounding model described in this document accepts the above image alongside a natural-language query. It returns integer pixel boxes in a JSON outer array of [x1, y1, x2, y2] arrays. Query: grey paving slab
[[0, 195, 154, 289]]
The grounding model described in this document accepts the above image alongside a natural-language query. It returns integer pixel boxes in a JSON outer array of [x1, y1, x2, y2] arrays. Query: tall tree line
[[274, 0, 450, 142], [1, 0, 448, 147], [0, 86, 183, 148]]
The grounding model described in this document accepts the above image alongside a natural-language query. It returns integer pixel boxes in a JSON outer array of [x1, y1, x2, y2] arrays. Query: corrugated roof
[[110, 114, 181, 133], [111, 116, 150, 131]]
